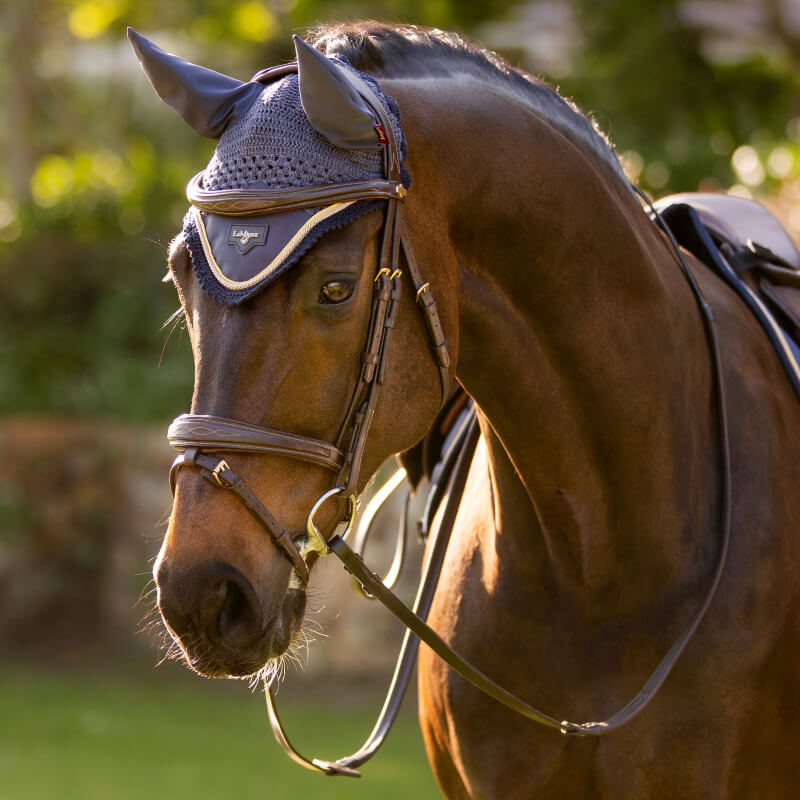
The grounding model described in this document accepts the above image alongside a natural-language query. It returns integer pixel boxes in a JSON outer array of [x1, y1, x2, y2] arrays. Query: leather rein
[[166, 60, 733, 778]]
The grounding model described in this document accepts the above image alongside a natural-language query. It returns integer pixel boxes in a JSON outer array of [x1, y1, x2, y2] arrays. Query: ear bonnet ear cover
[[127, 27, 264, 138], [180, 45, 408, 304]]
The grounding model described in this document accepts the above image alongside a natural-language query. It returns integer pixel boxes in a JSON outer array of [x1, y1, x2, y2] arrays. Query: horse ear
[[293, 35, 382, 151], [127, 27, 263, 139]]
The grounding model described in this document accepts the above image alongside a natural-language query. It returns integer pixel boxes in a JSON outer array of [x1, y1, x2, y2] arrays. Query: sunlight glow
[[731, 145, 765, 187], [31, 155, 74, 207], [767, 147, 796, 180], [231, 2, 278, 42], [68, 0, 128, 40]]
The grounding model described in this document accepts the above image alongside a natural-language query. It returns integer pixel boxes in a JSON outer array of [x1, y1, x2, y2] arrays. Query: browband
[[186, 172, 407, 216]]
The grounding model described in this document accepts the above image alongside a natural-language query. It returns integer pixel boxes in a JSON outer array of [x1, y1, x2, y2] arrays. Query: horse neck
[[400, 77, 719, 614]]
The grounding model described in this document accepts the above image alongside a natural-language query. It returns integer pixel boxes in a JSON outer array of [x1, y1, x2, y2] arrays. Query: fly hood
[[128, 28, 408, 303]]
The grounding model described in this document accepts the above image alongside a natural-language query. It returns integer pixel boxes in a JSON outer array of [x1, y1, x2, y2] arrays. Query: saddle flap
[[652, 194, 800, 400], [759, 281, 800, 340], [656, 192, 800, 271]]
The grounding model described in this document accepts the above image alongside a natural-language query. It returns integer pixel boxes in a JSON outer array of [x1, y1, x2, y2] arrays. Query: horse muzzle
[[155, 556, 307, 677]]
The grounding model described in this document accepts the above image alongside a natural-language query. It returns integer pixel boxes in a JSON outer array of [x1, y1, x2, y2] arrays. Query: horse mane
[[311, 21, 628, 185]]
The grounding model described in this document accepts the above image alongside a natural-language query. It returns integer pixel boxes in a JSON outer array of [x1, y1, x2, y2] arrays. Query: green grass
[[0, 666, 441, 799]]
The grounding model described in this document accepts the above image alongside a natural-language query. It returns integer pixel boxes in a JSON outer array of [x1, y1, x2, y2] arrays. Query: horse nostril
[[215, 575, 265, 648], [156, 560, 265, 650]]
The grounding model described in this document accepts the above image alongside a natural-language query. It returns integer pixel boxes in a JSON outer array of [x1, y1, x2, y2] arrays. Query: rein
[[166, 58, 733, 777]]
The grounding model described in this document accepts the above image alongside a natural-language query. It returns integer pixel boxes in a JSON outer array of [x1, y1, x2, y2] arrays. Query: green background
[[2, 0, 798, 420], [1, 3, 798, 799]]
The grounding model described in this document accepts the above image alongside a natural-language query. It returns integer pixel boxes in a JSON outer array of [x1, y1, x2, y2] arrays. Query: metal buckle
[[374, 267, 391, 282], [415, 282, 430, 302], [305, 487, 357, 555], [212, 459, 231, 486]]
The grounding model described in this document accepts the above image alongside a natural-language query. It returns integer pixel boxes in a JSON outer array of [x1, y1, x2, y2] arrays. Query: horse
[[134, 22, 800, 798]]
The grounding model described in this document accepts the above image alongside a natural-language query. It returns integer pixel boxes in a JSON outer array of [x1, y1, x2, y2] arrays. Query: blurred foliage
[[560, 0, 800, 197], [0, 0, 798, 419]]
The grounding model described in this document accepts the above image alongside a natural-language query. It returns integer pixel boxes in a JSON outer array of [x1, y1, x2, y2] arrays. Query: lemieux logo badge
[[228, 224, 268, 254]]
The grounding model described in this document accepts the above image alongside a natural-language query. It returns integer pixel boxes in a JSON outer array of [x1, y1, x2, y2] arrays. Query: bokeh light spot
[[68, 0, 127, 40], [231, 2, 278, 42], [767, 147, 795, 180], [0, 198, 20, 243], [31, 155, 75, 208], [644, 161, 670, 190], [731, 145, 765, 187], [0, 199, 16, 229], [620, 150, 644, 181], [727, 184, 753, 199]]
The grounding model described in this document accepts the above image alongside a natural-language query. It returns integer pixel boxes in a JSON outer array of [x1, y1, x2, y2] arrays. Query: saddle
[[654, 192, 800, 400]]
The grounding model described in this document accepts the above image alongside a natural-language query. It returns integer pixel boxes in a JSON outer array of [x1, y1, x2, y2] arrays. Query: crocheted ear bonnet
[[128, 29, 408, 304]]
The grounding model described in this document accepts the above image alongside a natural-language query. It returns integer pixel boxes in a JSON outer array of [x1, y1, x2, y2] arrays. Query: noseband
[[167, 62, 451, 584]]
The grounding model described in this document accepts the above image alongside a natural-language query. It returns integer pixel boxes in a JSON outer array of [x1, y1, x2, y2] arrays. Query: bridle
[[167, 60, 451, 587], [165, 58, 733, 778]]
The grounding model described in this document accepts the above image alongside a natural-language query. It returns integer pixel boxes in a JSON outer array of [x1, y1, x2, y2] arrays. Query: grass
[[0, 665, 441, 800]]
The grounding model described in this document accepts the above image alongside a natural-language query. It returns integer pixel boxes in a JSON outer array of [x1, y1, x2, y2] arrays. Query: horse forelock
[[311, 21, 629, 187]]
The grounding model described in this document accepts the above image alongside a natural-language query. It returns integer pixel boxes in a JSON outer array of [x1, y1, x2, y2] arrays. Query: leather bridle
[[165, 58, 733, 779], [167, 60, 451, 586]]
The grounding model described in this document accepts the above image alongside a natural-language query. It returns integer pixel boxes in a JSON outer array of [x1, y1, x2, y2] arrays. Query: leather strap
[[186, 171, 407, 216], [265, 403, 479, 776], [335, 211, 404, 495], [171, 448, 310, 583], [398, 214, 451, 399], [168, 414, 344, 472]]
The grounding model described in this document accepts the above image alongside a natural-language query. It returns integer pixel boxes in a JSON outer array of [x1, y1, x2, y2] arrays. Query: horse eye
[[319, 279, 355, 304]]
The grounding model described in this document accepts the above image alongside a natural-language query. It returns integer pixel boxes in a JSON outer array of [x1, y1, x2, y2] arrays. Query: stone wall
[[0, 418, 425, 685]]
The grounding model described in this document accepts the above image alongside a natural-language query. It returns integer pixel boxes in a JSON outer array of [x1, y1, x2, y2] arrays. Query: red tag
[[374, 124, 389, 144]]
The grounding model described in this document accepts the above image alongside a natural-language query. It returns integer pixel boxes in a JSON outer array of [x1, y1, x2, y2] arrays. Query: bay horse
[[138, 22, 800, 798]]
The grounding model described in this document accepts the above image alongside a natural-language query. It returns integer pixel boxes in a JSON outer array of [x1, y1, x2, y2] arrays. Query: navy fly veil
[[128, 29, 408, 304], [183, 61, 407, 304]]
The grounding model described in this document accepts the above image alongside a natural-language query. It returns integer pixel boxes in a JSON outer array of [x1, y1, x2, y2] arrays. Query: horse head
[[130, 29, 452, 678]]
